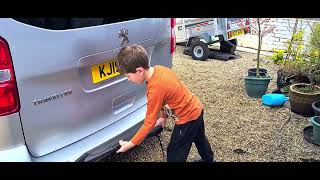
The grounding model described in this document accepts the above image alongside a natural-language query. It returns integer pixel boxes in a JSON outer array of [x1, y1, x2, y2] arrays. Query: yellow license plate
[[229, 29, 245, 38], [91, 59, 121, 84]]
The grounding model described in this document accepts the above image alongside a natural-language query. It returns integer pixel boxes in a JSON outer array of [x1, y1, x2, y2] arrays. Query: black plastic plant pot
[[244, 76, 272, 98], [276, 70, 291, 89], [248, 68, 267, 77], [303, 126, 320, 146], [312, 100, 320, 116], [276, 70, 310, 89]]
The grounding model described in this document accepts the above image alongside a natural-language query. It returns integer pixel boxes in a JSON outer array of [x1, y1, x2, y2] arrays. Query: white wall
[[237, 18, 319, 52]]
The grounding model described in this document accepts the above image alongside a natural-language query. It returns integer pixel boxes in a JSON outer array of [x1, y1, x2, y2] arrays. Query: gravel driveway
[[103, 45, 320, 162]]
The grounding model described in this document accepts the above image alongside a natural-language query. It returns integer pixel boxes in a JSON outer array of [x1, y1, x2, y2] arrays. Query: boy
[[115, 44, 214, 162]]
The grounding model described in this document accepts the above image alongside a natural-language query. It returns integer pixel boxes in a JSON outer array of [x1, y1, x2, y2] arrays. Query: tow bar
[[76, 126, 165, 162]]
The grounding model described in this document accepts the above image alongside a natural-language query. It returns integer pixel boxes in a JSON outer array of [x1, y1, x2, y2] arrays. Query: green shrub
[[270, 49, 285, 65], [285, 30, 305, 62]]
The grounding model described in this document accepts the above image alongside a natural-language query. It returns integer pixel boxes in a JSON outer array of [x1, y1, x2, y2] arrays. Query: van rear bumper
[[32, 104, 147, 162], [0, 145, 32, 162], [0, 104, 147, 162]]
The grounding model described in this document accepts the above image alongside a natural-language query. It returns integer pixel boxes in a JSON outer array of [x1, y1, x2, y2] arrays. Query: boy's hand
[[155, 118, 166, 128], [116, 140, 135, 153]]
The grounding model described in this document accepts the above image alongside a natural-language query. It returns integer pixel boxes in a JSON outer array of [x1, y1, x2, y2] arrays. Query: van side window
[[12, 18, 140, 30]]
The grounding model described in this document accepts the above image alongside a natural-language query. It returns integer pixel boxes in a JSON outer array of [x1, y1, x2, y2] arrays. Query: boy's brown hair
[[116, 45, 150, 74]]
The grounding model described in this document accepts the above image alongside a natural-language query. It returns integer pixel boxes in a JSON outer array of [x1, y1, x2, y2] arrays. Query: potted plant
[[270, 20, 311, 93], [270, 49, 292, 91], [288, 61, 320, 116], [304, 116, 320, 145], [289, 21, 320, 116], [310, 116, 320, 144], [289, 70, 320, 116], [242, 18, 275, 98], [277, 58, 311, 93]]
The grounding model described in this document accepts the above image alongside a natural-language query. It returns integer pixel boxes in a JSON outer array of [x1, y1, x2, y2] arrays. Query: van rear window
[[12, 18, 140, 30]]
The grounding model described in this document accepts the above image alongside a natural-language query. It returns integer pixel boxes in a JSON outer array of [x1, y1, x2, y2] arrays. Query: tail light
[[245, 19, 251, 33], [227, 21, 231, 30], [227, 32, 231, 39], [246, 27, 251, 34], [0, 36, 20, 116], [245, 18, 250, 25], [170, 18, 176, 54]]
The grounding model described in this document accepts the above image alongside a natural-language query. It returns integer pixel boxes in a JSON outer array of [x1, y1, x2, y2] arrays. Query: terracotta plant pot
[[289, 83, 320, 116]]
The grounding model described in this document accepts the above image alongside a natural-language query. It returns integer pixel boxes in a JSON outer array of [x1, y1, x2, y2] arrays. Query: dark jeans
[[167, 110, 214, 162]]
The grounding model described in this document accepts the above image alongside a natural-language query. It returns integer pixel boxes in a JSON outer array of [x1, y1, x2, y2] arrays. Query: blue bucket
[[262, 93, 289, 107]]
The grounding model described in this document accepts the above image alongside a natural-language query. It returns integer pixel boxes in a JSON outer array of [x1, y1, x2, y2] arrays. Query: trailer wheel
[[220, 39, 237, 54], [190, 41, 209, 61]]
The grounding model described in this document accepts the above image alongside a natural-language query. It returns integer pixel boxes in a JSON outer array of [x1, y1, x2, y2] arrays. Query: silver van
[[0, 18, 175, 162]]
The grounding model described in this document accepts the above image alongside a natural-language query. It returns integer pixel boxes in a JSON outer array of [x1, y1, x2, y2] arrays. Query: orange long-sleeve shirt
[[131, 65, 204, 145]]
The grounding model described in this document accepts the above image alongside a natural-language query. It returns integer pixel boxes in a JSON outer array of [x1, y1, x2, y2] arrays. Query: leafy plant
[[293, 84, 320, 94], [270, 48, 285, 65], [282, 60, 320, 93], [282, 85, 290, 92], [250, 18, 276, 77], [285, 19, 306, 60], [285, 30, 305, 62], [274, 19, 320, 93], [270, 29, 305, 66], [305, 21, 320, 90], [238, 18, 276, 77], [307, 22, 320, 61]]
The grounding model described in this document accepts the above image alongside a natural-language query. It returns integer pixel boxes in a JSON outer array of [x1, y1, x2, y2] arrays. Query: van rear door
[[2, 18, 160, 157]]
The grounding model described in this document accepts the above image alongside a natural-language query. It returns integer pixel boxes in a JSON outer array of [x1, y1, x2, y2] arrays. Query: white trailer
[[174, 18, 251, 60]]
